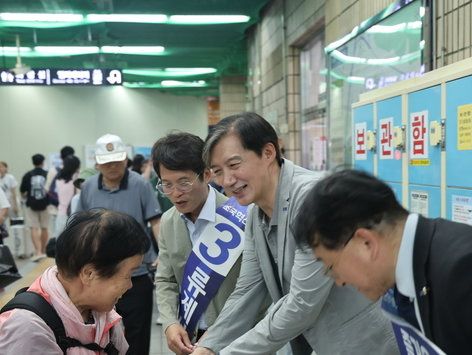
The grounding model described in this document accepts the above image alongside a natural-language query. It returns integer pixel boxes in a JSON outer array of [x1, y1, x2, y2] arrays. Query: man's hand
[[165, 323, 194, 354], [191, 346, 216, 355]]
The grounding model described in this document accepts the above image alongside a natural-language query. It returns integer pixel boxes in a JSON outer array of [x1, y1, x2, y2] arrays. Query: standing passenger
[[193, 112, 397, 355], [77, 133, 161, 355], [20, 153, 49, 261], [0, 161, 19, 218], [151, 133, 247, 354]]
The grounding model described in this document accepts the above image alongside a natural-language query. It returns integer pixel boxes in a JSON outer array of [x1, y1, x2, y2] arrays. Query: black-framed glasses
[[156, 173, 200, 195]]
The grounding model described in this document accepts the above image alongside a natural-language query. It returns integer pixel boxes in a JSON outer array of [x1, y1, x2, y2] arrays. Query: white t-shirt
[[0, 173, 18, 203], [0, 188, 10, 209]]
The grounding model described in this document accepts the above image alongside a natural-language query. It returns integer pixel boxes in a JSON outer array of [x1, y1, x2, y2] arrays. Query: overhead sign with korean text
[[0, 68, 122, 86], [409, 110, 429, 166], [354, 122, 367, 160], [379, 117, 394, 159]]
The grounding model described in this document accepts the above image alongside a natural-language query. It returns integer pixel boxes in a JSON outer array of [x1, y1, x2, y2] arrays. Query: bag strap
[[0, 289, 69, 353], [0, 288, 118, 354]]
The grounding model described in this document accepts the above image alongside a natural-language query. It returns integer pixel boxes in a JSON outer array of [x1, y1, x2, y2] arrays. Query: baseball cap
[[95, 134, 127, 164]]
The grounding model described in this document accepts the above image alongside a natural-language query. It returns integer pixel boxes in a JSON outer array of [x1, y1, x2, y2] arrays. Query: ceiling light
[[0, 13, 83, 22], [0, 47, 32, 55], [168, 15, 250, 25], [124, 80, 208, 89], [101, 46, 165, 55], [87, 14, 167, 23], [34, 46, 100, 56], [161, 80, 207, 87], [123, 68, 216, 77]]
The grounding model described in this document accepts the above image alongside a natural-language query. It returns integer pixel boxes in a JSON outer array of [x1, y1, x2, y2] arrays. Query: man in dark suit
[[294, 169, 472, 355]]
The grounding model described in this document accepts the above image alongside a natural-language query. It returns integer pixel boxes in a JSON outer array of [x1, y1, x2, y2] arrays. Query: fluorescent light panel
[[0, 13, 250, 25], [123, 68, 216, 77], [1, 46, 165, 57], [34, 46, 100, 55], [168, 15, 249, 24], [123, 80, 207, 89], [87, 14, 167, 23], [101, 46, 165, 55], [161, 80, 207, 87], [0, 12, 83, 22]]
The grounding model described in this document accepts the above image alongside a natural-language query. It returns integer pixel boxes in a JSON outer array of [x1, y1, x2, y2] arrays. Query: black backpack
[[0, 288, 118, 354], [27, 170, 49, 211]]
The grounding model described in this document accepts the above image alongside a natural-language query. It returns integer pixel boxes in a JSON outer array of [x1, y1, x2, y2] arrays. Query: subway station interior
[[1, 0, 472, 354]]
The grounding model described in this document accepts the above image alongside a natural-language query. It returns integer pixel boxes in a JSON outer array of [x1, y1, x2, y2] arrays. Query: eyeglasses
[[319, 229, 357, 278], [156, 173, 200, 195]]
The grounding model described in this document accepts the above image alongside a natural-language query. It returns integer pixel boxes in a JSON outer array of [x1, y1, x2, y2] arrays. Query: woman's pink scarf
[[30, 266, 125, 354]]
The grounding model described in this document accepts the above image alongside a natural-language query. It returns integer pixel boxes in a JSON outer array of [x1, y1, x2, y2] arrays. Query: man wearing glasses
[[151, 132, 249, 354], [77, 133, 161, 355], [192, 113, 397, 355], [294, 169, 472, 354]]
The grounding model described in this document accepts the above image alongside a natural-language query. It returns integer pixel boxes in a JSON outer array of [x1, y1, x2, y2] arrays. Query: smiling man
[[192, 112, 397, 355], [77, 133, 162, 355], [151, 132, 247, 355], [294, 169, 472, 355]]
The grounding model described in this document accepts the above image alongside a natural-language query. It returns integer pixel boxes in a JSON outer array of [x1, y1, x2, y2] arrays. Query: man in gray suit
[[152, 133, 245, 354], [192, 113, 398, 355]]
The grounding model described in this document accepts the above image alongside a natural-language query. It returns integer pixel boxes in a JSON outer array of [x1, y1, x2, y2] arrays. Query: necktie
[[393, 286, 420, 330]]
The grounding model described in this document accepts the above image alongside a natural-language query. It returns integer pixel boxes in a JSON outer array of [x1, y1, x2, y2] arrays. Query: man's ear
[[262, 142, 277, 161], [203, 168, 212, 184], [354, 228, 381, 262]]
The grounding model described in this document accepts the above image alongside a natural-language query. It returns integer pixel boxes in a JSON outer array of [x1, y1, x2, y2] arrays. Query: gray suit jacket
[[200, 160, 398, 355], [155, 189, 242, 332]]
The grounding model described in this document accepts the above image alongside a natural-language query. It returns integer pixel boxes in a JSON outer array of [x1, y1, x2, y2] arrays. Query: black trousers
[[116, 273, 154, 355]]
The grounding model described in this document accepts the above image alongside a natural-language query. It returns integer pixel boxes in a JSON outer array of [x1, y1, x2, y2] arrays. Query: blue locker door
[[446, 76, 472, 188], [446, 188, 472, 225], [352, 104, 374, 173], [377, 96, 402, 183], [408, 86, 442, 186]]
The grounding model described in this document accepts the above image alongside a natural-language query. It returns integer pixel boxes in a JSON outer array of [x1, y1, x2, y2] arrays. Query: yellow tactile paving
[[0, 257, 56, 308]]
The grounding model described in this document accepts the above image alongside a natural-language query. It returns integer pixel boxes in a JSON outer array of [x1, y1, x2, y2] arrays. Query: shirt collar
[[395, 213, 419, 299], [180, 185, 216, 224], [98, 168, 129, 191]]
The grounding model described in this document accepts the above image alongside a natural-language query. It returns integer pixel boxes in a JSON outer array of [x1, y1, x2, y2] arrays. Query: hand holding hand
[[165, 323, 194, 354]]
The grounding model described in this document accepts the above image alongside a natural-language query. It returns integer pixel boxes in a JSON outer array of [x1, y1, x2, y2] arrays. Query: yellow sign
[[458, 104, 472, 150], [410, 159, 430, 166]]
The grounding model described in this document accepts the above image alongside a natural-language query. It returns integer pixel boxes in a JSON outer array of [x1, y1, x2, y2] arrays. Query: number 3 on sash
[[199, 223, 241, 265]]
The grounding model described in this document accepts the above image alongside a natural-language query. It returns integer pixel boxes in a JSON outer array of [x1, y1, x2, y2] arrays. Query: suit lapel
[[412, 216, 435, 339], [276, 161, 293, 293]]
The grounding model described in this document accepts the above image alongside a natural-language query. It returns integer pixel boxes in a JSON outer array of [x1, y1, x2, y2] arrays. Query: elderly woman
[[0, 209, 150, 354]]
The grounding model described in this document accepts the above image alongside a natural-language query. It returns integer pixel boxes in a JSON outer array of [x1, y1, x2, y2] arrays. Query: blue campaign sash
[[381, 289, 446, 355], [178, 197, 248, 334]]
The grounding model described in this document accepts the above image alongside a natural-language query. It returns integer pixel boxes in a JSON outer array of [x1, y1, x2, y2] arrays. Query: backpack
[[0, 288, 118, 355], [47, 167, 61, 207], [28, 170, 48, 211]]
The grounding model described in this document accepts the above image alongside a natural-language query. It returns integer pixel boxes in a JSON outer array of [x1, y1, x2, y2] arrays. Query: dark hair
[[293, 169, 408, 250], [203, 112, 282, 167], [60, 146, 75, 160], [57, 155, 81, 183], [32, 154, 45, 166], [0, 161, 7, 168], [55, 209, 150, 279], [151, 132, 205, 178], [131, 154, 146, 174]]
